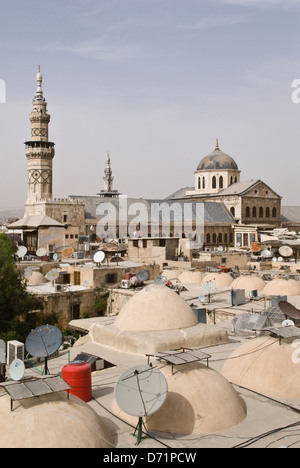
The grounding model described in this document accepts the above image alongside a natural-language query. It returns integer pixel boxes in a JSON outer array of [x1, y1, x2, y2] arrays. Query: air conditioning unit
[[55, 284, 65, 292], [7, 341, 24, 365]]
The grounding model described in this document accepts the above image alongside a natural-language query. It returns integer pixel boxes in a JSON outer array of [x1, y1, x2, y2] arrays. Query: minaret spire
[[34, 65, 44, 102]]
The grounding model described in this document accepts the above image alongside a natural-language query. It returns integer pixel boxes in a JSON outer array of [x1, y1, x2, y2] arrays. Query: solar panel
[[146, 348, 211, 373], [269, 326, 300, 340], [72, 353, 98, 366]]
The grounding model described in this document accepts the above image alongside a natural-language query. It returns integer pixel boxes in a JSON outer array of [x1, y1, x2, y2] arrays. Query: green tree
[[0, 234, 43, 341]]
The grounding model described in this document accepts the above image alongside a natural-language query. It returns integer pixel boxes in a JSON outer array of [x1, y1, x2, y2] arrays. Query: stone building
[[169, 140, 282, 228]]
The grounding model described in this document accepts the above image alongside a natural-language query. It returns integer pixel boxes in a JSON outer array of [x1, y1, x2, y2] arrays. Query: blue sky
[[0, 0, 299, 210]]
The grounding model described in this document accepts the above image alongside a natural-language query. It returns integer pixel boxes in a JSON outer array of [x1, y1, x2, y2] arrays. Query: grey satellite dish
[[17, 246, 27, 258], [25, 325, 63, 375], [136, 270, 150, 283], [24, 267, 33, 279], [93, 250, 105, 264], [46, 269, 60, 281], [115, 364, 168, 445], [10, 359, 25, 381], [53, 253, 58, 261], [154, 275, 168, 286], [36, 248, 47, 257]]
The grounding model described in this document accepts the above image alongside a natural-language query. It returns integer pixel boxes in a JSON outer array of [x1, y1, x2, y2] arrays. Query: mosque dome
[[197, 141, 239, 171], [263, 278, 300, 296], [222, 336, 300, 399], [114, 284, 198, 332], [0, 391, 114, 448], [113, 362, 247, 435]]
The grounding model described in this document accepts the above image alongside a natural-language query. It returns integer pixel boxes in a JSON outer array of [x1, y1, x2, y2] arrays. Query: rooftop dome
[[222, 336, 300, 399], [202, 272, 233, 288], [197, 140, 239, 171], [263, 278, 300, 296], [231, 276, 266, 292], [0, 391, 114, 448], [178, 271, 203, 284], [114, 284, 198, 332], [113, 362, 247, 435], [27, 271, 48, 285]]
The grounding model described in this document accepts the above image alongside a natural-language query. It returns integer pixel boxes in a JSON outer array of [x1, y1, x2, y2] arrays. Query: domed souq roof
[[197, 140, 239, 171]]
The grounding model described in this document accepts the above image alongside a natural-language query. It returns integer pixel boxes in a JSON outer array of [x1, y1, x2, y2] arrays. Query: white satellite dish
[[272, 257, 277, 263], [36, 248, 47, 257], [282, 319, 295, 327], [24, 267, 33, 279], [199, 295, 205, 303], [261, 250, 272, 258], [10, 359, 25, 381], [217, 246, 224, 252], [93, 250, 105, 264], [154, 275, 168, 286], [53, 253, 58, 261], [17, 246, 27, 258], [279, 246, 293, 257], [46, 269, 60, 281], [278, 257, 283, 262], [83, 281, 89, 287]]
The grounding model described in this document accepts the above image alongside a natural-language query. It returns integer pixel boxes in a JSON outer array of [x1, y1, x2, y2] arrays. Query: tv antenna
[[25, 325, 63, 375], [115, 364, 168, 445]]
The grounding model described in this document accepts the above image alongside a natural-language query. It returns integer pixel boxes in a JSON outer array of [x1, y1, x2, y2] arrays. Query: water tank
[[62, 361, 92, 402]]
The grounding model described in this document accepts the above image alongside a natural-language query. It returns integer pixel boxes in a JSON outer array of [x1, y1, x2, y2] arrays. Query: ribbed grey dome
[[197, 143, 238, 171]]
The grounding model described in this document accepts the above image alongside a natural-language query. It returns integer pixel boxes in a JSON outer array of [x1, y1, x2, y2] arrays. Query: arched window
[[230, 207, 235, 218], [218, 233, 223, 243], [213, 233, 217, 244], [252, 206, 257, 218], [202, 177, 205, 189], [206, 233, 211, 244], [246, 206, 250, 218], [259, 207, 264, 218], [234, 176, 237, 183], [266, 207, 270, 218], [198, 177, 201, 189], [219, 176, 223, 189], [272, 207, 277, 218], [212, 176, 217, 189], [230, 176, 233, 185], [224, 233, 228, 244]]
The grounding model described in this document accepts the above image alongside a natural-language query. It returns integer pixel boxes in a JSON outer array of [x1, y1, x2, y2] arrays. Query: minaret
[[103, 151, 114, 192], [25, 66, 55, 207]]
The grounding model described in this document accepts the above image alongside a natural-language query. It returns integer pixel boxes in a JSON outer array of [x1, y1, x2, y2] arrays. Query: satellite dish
[[136, 270, 150, 283], [17, 246, 27, 258], [261, 250, 272, 258], [272, 257, 277, 262], [10, 359, 25, 381], [53, 253, 58, 261], [25, 325, 63, 375], [278, 257, 283, 262], [236, 242, 241, 247], [83, 281, 89, 287], [24, 267, 33, 279], [115, 364, 168, 417], [36, 248, 47, 257], [282, 319, 295, 327], [62, 247, 74, 259], [154, 275, 168, 286], [279, 301, 300, 321], [217, 246, 224, 252], [45, 269, 60, 281], [250, 242, 261, 253], [279, 246, 293, 257], [93, 250, 105, 264], [199, 295, 205, 303]]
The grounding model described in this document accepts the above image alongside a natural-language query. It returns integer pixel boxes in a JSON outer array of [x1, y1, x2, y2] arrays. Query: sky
[[0, 0, 300, 211]]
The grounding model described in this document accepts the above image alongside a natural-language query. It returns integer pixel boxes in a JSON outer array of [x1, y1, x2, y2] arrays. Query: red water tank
[[62, 361, 92, 402]]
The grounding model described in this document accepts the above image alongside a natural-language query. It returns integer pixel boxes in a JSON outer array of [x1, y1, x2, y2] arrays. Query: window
[[259, 207, 264, 218], [224, 233, 228, 244], [212, 176, 217, 189], [143, 239, 147, 248], [206, 233, 211, 244], [219, 176, 223, 189], [218, 233, 223, 243], [133, 240, 139, 248], [243, 233, 249, 247], [230, 176, 233, 185], [105, 273, 118, 284], [252, 206, 257, 218], [63, 215, 68, 223], [198, 177, 201, 189], [246, 206, 250, 218], [266, 207, 270, 218], [65, 235, 69, 239], [74, 271, 81, 285], [159, 239, 166, 247], [202, 177, 205, 189], [71, 304, 80, 320], [213, 233, 217, 244], [230, 207, 235, 217], [272, 207, 277, 218]]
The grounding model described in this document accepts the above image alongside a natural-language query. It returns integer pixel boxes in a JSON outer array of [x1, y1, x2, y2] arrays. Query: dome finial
[[216, 138, 219, 150]]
